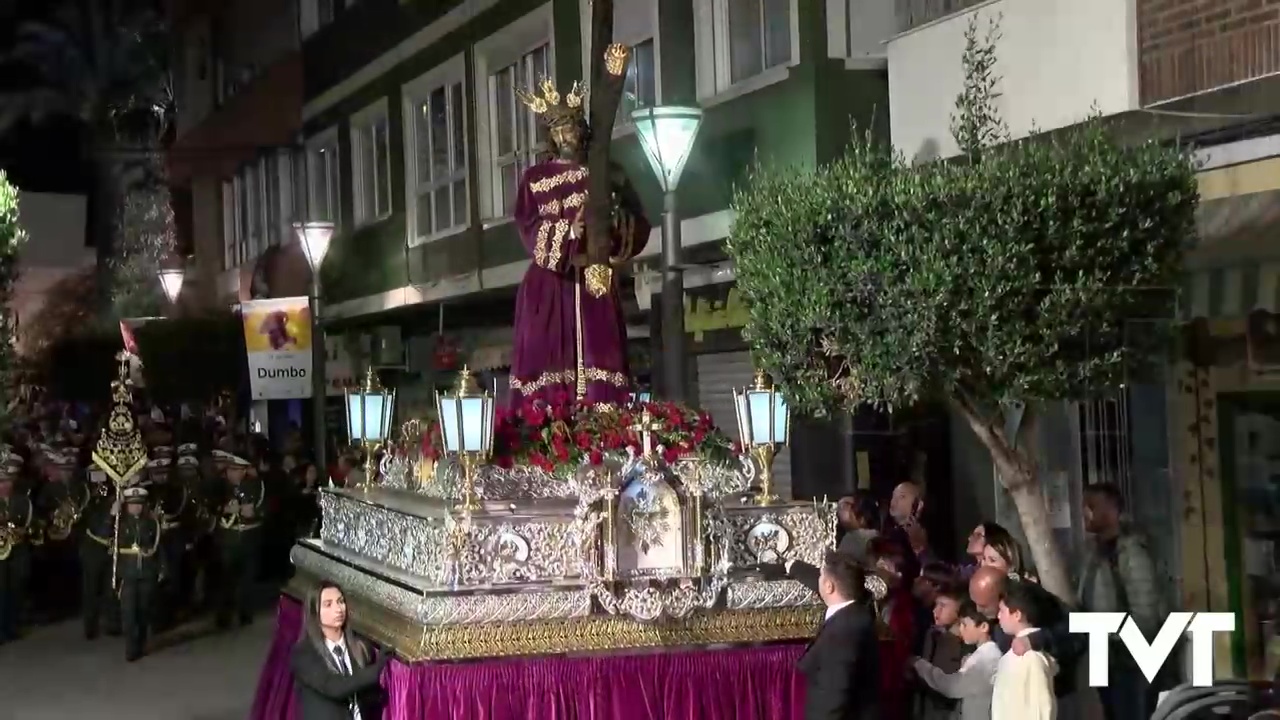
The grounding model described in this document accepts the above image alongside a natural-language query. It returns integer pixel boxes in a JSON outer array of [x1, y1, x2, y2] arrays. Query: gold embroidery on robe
[[549, 220, 569, 269], [529, 167, 589, 194], [510, 368, 630, 395], [534, 221, 553, 267]]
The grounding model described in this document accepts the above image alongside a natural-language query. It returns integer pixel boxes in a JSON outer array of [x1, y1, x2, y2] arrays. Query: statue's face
[[550, 123, 582, 157]]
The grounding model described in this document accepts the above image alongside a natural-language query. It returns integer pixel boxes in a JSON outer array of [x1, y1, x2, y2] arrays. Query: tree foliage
[[20, 266, 99, 358], [111, 168, 171, 320], [0, 173, 27, 416], [728, 15, 1199, 600]]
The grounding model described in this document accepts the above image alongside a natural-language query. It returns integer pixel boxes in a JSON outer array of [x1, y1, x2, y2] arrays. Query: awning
[[1183, 189, 1280, 327]]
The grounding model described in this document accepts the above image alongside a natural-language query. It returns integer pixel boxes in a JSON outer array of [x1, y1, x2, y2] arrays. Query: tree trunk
[[584, 0, 626, 265], [951, 397, 1075, 604]]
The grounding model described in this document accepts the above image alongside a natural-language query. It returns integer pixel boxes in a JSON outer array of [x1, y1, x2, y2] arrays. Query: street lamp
[[631, 105, 703, 403], [157, 268, 185, 305], [733, 370, 790, 506], [435, 366, 495, 513], [294, 221, 335, 480], [345, 366, 395, 490]]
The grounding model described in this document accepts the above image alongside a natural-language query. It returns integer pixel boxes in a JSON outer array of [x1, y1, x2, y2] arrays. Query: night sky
[[0, 0, 92, 195]]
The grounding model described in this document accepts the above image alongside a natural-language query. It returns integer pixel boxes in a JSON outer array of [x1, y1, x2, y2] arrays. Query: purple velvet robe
[[509, 159, 650, 407]]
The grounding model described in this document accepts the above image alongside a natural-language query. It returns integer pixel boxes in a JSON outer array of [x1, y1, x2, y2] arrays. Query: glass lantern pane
[[439, 396, 462, 453], [460, 396, 485, 452], [734, 392, 751, 447], [381, 392, 396, 443], [362, 395, 386, 442], [346, 394, 366, 441], [747, 390, 775, 445], [481, 395, 495, 451], [772, 394, 789, 444]]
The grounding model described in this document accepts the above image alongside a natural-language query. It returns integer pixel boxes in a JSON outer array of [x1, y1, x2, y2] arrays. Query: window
[[475, 5, 555, 220], [306, 129, 341, 225], [300, 0, 336, 38], [619, 39, 657, 124], [404, 56, 469, 245], [695, 0, 796, 99], [490, 43, 550, 217], [351, 100, 392, 226], [579, 0, 659, 130], [222, 153, 296, 270]]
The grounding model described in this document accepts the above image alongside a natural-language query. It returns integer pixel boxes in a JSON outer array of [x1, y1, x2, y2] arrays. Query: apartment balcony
[[887, 0, 1140, 160]]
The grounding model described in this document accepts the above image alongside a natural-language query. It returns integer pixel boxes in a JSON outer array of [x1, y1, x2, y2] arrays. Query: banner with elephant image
[[241, 297, 314, 399]]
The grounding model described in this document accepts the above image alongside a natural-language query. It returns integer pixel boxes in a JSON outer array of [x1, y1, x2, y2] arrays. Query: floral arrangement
[[421, 391, 739, 475]]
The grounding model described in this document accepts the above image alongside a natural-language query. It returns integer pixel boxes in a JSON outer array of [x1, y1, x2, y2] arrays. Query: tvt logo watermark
[[1069, 612, 1236, 687]]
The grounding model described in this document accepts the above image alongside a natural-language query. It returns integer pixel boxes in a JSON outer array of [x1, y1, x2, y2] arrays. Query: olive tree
[[727, 17, 1198, 601]]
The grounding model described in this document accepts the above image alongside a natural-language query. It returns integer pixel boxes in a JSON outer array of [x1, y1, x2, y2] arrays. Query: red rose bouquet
[[422, 390, 736, 475]]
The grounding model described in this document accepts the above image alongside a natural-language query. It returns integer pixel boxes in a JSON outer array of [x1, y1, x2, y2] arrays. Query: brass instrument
[[0, 523, 16, 561], [47, 497, 78, 541], [0, 500, 32, 560]]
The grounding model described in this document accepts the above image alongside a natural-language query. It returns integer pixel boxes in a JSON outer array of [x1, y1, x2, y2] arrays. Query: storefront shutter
[[694, 351, 792, 499]]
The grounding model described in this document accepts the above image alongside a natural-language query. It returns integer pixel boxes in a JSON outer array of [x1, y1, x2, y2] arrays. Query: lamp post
[[631, 105, 703, 403], [733, 370, 790, 506], [157, 267, 185, 306], [294, 221, 335, 478], [344, 366, 396, 490], [435, 366, 495, 513]]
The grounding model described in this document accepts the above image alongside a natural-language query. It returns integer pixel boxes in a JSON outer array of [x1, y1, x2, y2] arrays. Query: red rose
[[662, 446, 682, 464], [575, 432, 593, 449], [496, 454, 514, 469], [588, 449, 603, 466], [553, 444, 570, 462]]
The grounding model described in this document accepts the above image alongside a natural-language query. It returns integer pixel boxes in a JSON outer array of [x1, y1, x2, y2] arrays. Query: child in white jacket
[[993, 581, 1058, 720], [912, 601, 1001, 720]]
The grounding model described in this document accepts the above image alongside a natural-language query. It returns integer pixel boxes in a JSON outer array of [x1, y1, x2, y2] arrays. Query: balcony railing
[[895, 0, 990, 33]]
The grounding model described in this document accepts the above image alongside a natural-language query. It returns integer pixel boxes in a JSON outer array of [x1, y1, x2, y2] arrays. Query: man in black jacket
[[795, 550, 880, 720]]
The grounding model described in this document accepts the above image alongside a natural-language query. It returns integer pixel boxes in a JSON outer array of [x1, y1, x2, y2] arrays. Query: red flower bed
[[422, 391, 739, 475]]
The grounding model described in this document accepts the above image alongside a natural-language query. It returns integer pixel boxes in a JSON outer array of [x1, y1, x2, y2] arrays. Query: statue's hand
[[569, 212, 585, 241]]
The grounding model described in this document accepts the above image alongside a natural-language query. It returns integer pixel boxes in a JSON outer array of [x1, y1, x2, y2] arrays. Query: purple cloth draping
[[382, 644, 807, 720], [508, 160, 650, 408], [249, 596, 302, 720], [252, 596, 808, 720]]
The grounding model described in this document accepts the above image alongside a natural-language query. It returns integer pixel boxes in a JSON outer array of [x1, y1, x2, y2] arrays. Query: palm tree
[[0, 0, 173, 313]]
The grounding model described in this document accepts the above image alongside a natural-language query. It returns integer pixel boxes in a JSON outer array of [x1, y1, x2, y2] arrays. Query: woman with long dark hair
[[290, 581, 391, 720]]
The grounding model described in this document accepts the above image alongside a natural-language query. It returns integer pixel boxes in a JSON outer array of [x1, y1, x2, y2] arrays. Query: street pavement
[[0, 614, 274, 720]]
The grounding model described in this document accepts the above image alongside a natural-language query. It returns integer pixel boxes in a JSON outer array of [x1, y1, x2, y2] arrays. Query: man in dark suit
[[795, 550, 881, 720]]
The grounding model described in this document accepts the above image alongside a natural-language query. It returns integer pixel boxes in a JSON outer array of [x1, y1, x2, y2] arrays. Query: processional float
[[289, 367, 844, 660]]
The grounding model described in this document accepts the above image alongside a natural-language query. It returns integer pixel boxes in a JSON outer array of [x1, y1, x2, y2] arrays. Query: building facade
[[166, 0, 309, 310], [888, 0, 1280, 679], [10, 191, 94, 355]]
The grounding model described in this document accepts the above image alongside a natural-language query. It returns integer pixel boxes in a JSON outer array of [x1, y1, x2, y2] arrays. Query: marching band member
[[81, 463, 120, 640], [214, 451, 264, 630], [113, 484, 163, 662]]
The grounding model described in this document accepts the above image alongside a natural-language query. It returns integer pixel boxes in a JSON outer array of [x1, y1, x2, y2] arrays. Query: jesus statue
[[508, 77, 650, 407]]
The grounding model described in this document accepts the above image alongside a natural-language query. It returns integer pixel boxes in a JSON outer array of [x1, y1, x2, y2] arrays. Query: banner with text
[[241, 297, 314, 399]]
